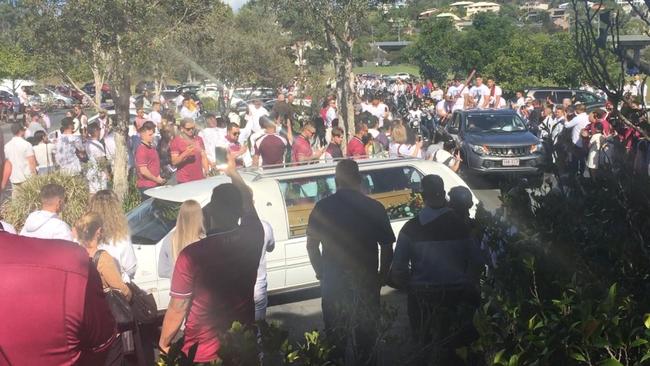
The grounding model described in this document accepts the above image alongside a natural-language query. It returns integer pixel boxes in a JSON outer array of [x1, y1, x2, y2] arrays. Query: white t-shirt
[[452, 87, 469, 111], [147, 110, 162, 126], [180, 107, 198, 120], [433, 149, 456, 168], [388, 143, 421, 158], [199, 127, 228, 163], [469, 84, 490, 108], [33, 143, 55, 170], [565, 112, 590, 147], [4, 136, 34, 184], [486, 86, 503, 108], [98, 237, 138, 282], [362, 103, 389, 128]]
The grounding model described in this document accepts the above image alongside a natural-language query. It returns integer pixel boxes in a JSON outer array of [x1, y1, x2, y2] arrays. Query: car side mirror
[[448, 127, 459, 134]]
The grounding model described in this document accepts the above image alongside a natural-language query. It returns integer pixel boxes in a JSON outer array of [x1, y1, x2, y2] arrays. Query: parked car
[[229, 87, 275, 108], [35, 87, 75, 109], [54, 85, 84, 102], [442, 108, 545, 181], [525, 87, 605, 112], [129, 157, 477, 311]]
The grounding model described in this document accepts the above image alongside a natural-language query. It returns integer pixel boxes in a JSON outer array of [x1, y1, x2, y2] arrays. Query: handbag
[[126, 282, 158, 324], [92, 250, 134, 331]]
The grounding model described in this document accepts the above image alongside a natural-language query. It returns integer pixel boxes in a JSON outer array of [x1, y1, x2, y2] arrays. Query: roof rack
[[242, 156, 418, 181]]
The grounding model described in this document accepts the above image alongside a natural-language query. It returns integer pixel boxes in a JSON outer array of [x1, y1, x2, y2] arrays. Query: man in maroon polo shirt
[[159, 154, 264, 363], [292, 122, 325, 164], [0, 230, 117, 365], [347, 122, 369, 159], [253, 117, 288, 168], [170, 118, 209, 183], [135, 121, 165, 200]]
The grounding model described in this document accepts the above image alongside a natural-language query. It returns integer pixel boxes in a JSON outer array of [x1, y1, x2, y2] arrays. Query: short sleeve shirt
[[170, 136, 205, 183], [4, 137, 34, 184], [255, 133, 287, 166], [291, 135, 313, 163], [170, 212, 264, 363], [307, 189, 395, 279], [346, 136, 366, 158], [134, 142, 161, 188]]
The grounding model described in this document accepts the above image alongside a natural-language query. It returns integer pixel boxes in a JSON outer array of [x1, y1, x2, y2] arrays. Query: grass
[[353, 64, 420, 76]]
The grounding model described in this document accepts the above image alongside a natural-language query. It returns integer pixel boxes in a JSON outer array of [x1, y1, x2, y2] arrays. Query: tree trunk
[[111, 74, 131, 201], [92, 66, 103, 111]]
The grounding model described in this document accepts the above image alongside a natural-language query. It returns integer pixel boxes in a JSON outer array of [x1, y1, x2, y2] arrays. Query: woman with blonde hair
[[74, 212, 131, 365], [75, 212, 132, 300], [158, 199, 205, 278], [388, 121, 423, 158], [88, 190, 138, 282]]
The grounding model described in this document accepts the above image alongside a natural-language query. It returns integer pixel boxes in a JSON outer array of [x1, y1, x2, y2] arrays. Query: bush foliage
[[1, 171, 89, 230], [473, 172, 650, 365]]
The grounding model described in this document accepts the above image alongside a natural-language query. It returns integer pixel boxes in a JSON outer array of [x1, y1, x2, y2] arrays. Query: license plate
[[502, 159, 520, 167]]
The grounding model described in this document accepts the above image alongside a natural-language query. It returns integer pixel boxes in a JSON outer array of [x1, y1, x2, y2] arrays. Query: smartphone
[[214, 147, 228, 170]]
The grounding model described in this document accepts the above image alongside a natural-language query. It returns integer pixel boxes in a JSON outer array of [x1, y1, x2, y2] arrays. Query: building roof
[[419, 8, 437, 16], [436, 12, 462, 20], [466, 1, 500, 7], [450, 1, 474, 6]]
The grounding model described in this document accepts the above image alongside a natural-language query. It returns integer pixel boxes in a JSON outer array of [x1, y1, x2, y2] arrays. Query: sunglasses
[[183, 126, 195, 131], [232, 132, 240, 136]]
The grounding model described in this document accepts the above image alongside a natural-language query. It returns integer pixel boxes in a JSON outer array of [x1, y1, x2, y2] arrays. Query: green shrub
[[201, 97, 219, 113], [1, 172, 89, 231], [472, 172, 650, 365]]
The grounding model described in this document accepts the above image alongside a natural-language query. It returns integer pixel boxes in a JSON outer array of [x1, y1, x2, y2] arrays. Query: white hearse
[[128, 158, 478, 311]]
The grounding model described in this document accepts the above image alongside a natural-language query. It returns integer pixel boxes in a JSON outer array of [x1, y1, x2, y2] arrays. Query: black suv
[[443, 109, 544, 179]]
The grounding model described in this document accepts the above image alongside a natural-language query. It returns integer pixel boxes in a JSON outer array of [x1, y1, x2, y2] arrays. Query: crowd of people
[[0, 71, 648, 365]]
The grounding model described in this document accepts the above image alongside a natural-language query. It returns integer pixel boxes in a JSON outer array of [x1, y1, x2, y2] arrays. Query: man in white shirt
[[484, 78, 505, 109], [20, 183, 73, 241], [199, 114, 228, 166], [179, 98, 198, 120], [563, 104, 590, 176], [239, 100, 268, 145], [361, 95, 389, 128], [147, 101, 162, 127], [634, 74, 647, 101], [4, 124, 36, 198], [469, 77, 490, 109], [447, 79, 468, 112]]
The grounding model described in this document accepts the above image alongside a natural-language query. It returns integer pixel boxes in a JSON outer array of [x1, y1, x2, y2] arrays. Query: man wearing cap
[[390, 175, 483, 365], [4, 123, 36, 197]]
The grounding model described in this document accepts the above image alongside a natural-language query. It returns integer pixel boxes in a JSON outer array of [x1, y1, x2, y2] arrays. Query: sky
[[224, 0, 248, 11]]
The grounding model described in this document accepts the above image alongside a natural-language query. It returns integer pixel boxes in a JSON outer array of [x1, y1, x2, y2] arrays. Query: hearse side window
[[280, 166, 423, 238], [128, 198, 180, 244]]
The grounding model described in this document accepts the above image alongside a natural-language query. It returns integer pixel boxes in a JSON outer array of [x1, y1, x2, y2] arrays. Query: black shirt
[[307, 189, 395, 278]]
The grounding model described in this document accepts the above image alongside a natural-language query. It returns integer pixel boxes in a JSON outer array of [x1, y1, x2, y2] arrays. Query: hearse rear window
[[279, 166, 423, 238]]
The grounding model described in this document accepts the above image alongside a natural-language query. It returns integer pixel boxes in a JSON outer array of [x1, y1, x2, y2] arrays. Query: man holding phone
[[135, 121, 165, 199], [170, 118, 209, 184]]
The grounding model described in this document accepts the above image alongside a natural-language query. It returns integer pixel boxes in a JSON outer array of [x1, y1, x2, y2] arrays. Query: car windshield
[[128, 198, 181, 244], [466, 113, 528, 133]]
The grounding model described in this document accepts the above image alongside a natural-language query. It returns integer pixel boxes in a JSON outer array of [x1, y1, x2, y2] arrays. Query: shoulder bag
[[126, 282, 158, 324], [92, 250, 134, 331]]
